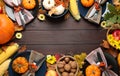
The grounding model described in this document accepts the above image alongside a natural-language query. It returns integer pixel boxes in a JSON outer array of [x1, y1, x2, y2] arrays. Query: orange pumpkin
[[85, 64, 101, 76], [81, 0, 94, 7], [12, 57, 29, 74], [22, 0, 36, 9], [0, 14, 15, 44]]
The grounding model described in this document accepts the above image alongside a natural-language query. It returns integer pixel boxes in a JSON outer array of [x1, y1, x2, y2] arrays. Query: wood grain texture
[[15, 17, 107, 54]]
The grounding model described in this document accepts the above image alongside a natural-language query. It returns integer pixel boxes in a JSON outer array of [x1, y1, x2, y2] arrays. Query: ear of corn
[[0, 43, 19, 64], [69, 0, 81, 21], [0, 59, 11, 76]]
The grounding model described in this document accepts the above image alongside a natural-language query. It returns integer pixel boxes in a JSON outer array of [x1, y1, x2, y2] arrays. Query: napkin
[[85, 0, 107, 24], [86, 47, 118, 76], [22, 50, 45, 76], [4, 0, 34, 26]]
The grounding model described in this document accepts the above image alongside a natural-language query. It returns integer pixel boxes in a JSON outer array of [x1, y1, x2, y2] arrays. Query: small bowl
[[41, 0, 69, 19], [56, 55, 79, 76]]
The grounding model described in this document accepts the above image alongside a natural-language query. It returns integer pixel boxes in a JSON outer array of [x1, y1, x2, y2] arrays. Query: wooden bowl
[[56, 55, 79, 76], [106, 24, 120, 50]]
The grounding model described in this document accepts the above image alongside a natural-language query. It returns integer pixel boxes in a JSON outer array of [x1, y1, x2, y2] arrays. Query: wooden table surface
[[14, 16, 106, 55]]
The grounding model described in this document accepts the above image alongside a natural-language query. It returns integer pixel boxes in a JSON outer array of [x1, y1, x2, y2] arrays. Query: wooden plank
[[26, 17, 101, 30], [23, 44, 101, 55], [15, 30, 106, 45]]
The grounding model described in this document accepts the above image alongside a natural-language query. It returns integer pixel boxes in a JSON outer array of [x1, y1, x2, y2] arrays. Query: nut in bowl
[[41, 0, 69, 18], [56, 55, 79, 76]]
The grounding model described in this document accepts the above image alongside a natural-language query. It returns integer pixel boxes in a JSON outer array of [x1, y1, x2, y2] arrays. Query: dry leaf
[[3, 71, 9, 76], [1, 45, 7, 51], [101, 40, 119, 58], [47, 63, 56, 70], [18, 45, 27, 53], [14, 22, 24, 31], [100, 40, 110, 49], [106, 48, 118, 58], [38, 8, 46, 14], [0, 0, 6, 14], [64, 12, 70, 20], [1, 42, 16, 51], [48, 7, 56, 16]]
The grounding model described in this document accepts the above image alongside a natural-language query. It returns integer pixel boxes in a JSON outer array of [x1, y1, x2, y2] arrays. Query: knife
[[97, 52, 103, 62], [87, 7, 96, 18]]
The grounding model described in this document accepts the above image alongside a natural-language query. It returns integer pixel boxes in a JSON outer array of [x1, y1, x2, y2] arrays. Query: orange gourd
[[12, 57, 29, 74], [22, 0, 36, 9], [0, 14, 15, 44], [81, 0, 94, 7], [85, 64, 101, 76]]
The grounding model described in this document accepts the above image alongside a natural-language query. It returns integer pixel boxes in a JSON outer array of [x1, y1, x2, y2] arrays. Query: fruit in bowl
[[41, 0, 69, 18], [56, 55, 79, 76], [107, 28, 120, 50]]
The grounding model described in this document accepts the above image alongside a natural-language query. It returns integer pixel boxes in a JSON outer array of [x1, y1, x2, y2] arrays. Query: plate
[[5, 0, 39, 21], [78, 0, 113, 18], [8, 51, 47, 76], [83, 52, 119, 75]]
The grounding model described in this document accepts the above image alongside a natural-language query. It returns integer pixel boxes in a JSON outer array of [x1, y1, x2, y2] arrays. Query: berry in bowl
[[41, 0, 69, 18]]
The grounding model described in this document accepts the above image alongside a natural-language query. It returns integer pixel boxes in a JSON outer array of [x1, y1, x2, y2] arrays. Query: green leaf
[[116, 15, 120, 23], [104, 12, 114, 20], [108, 4, 117, 14], [106, 19, 114, 26]]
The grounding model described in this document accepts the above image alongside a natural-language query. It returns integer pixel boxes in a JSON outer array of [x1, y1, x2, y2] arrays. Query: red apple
[[112, 30, 120, 40], [0, 6, 3, 13], [45, 70, 58, 76]]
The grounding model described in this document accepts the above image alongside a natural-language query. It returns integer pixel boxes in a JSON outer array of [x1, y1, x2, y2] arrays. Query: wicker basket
[[56, 55, 79, 76], [106, 24, 120, 50]]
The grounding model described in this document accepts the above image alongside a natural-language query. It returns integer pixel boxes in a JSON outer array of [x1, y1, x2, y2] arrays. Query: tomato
[[112, 30, 120, 40]]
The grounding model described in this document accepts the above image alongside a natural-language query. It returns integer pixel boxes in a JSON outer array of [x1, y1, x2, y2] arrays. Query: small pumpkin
[[85, 64, 101, 76], [117, 53, 120, 66], [22, 0, 36, 9], [0, 14, 15, 44], [12, 57, 29, 74], [81, 0, 94, 7]]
